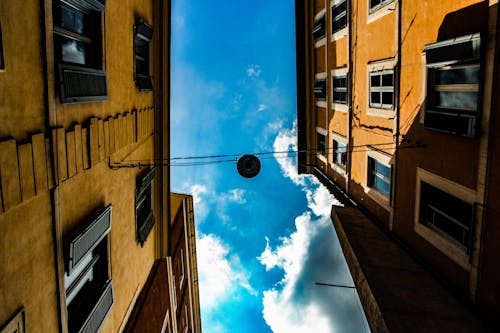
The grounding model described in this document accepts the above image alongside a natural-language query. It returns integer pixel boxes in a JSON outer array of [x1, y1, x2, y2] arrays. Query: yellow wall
[[0, 194, 59, 333], [0, 0, 47, 140]]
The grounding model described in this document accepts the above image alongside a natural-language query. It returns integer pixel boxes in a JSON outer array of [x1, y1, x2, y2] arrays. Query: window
[[0, 308, 25, 333], [368, 157, 391, 197], [134, 17, 153, 92], [331, 0, 347, 34], [369, 70, 394, 109], [317, 132, 326, 156], [314, 79, 327, 101], [419, 181, 474, 252], [53, 0, 107, 103], [332, 74, 348, 104], [369, 0, 393, 13], [333, 139, 347, 168], [65, 205, 113, 333], [136, 168, 155, 246], [312, 15, 325, 40], [424, 33, 481, 138], [0, 21, 4, 70]]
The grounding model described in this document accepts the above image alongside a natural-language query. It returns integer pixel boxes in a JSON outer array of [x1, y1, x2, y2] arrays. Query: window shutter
[[136, 169, 155, 246], [65, 0, 106, 12], [425, 33, 481, 67], [79, 280, 114, 333], [312, 18, 325, 40], [314, 79, 326, 100], [424, 110, 477, 138], [59, 64, 108, 103], [67, 205, 112, 274], [135, 18, 153, 43]]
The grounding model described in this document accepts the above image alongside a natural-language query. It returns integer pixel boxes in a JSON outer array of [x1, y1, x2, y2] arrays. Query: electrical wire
[[111, 143, 423, 168]]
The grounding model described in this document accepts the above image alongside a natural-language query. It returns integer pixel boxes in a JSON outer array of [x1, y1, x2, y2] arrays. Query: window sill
[[330, 162, 347, 177], [365, 187, 391, 211], [315, 38, 326, 48], [331, 103, 348, 112], [367, 106, 395, 118], [317, 153, 327, 164], [331, 27, 348, 42], [367, 0, 396, 25], [316, 100, 327, 108], [414, 222, 471, 271]]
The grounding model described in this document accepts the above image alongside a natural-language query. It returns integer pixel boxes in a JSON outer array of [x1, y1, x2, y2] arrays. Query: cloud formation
[[247, 64, 262, 77], [197, 233, 256, 310], [258, 124, 369, 333]]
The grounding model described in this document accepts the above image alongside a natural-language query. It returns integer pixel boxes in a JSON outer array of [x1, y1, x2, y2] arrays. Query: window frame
[[367, 0, 396, 24], [364, 148, 392, 210], [331, 0, 348, 41], [369, 69, 394, 109], [330, 132, 347, 177], [64, 204, 113, 333], [414, 168, 475, 270], [134, 17, 153, 92], [136, 168, 155, 246], [0, 308, 25, 333], [53, 0, 108, 103], [423, 33, 482, 138], [316, 127, 328, 164]]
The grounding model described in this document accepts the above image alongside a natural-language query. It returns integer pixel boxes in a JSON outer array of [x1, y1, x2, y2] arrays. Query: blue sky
[[170, 1, 369, 332]]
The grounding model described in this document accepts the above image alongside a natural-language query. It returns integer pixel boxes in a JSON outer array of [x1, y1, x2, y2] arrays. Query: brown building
[[296, 0, 500, 331], [0, 1, 201, 333]]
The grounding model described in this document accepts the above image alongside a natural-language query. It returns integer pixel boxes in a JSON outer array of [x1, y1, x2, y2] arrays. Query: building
[[296, 0, 499, 331], [0, 1, 201, 332]]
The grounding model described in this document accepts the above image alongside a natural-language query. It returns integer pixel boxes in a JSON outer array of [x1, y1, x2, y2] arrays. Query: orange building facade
[[0, 1, 201, 332], [296, 0, 499, 331]]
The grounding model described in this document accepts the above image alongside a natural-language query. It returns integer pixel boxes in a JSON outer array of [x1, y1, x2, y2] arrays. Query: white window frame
[[367, 0, 396, 24], [314, 9, 326, 48], [367, 58, 396, 117], [330, 0, 348, 41], [331, 67, 349, 112], [364, 148, 392, 210], [414, 168, 475, 270], [315, 72, 327, 108], [0, 308, 25, 333], [330, 132, 347, 177], [316, 127, 328, 164]]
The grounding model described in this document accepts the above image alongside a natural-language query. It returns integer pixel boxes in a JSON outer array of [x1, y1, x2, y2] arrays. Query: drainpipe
[[346, 0, 353, 195], [389, 0, 402, 231]]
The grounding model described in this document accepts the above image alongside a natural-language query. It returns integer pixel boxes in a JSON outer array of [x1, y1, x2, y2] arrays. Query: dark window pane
[[382, 73, 393, 87], [332, 1, 346, 18], [61, 3, 85, 34], [370, 0, 382, 9], [334, 92, 347, 103], [382, 92, 393, 105], [61, 37, 87, 64], [436, 66, 479, 85], [435, 91, 478, 110], [419, 182, 474, 250], [371, 75, 380, 87], [371, 92, 380, 104], [374, 176, 390, 196], [374, 160, 390, 178]]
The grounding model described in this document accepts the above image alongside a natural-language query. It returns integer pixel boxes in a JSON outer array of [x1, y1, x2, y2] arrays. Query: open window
[[53, 0, 107, 103], [134, 17, 153, 92], [65, 205, 113, 333], [424, 33, 482, 138]]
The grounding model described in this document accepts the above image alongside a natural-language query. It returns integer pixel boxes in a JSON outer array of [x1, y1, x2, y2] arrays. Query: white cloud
[[197, 233, 257, 311], [257, 123, 368, 333], [182, 183, 247, 224], [272, 121, 305, 186], [246, 64, 262, 77], [258, 104, 267, 112]]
